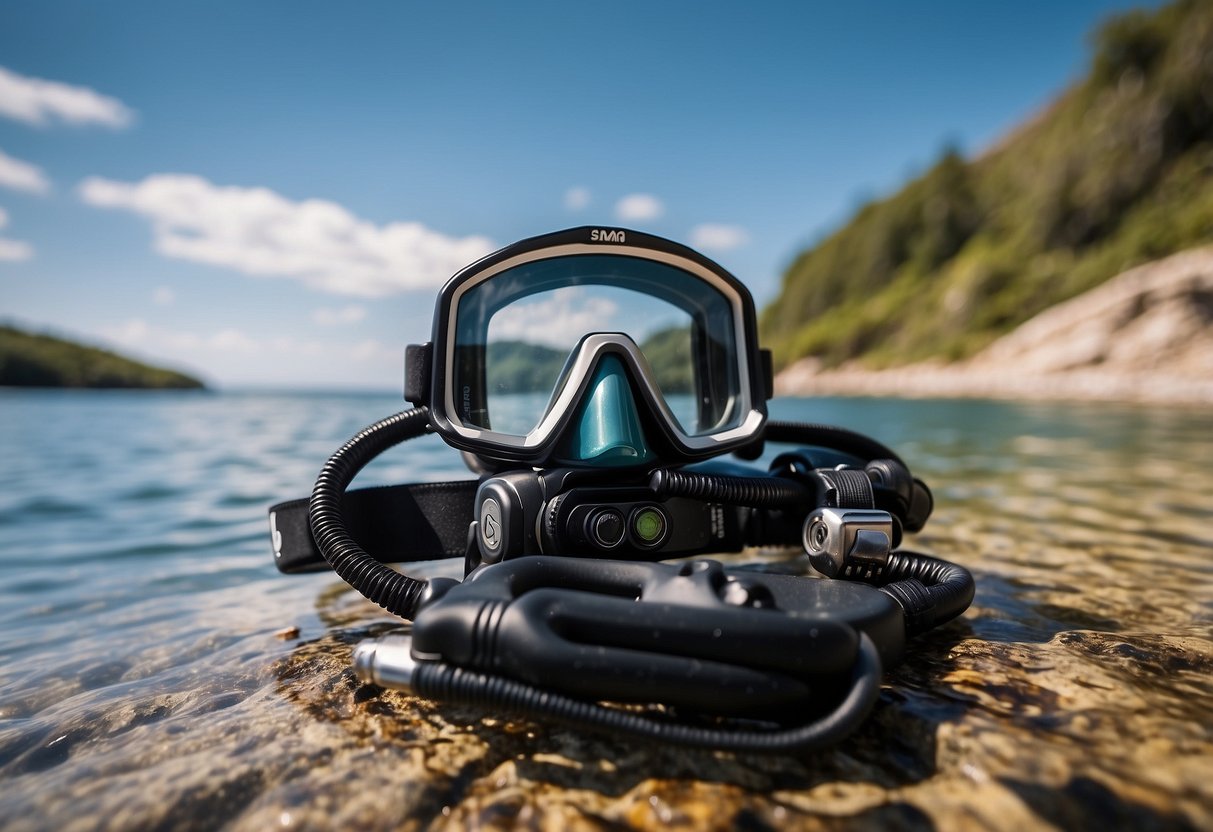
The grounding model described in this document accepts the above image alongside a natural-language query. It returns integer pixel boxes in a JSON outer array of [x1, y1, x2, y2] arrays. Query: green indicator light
[[633, 508, 666, 543]]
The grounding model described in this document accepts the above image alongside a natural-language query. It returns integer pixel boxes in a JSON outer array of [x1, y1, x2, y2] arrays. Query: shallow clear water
[[1, 390, 1210, 830]]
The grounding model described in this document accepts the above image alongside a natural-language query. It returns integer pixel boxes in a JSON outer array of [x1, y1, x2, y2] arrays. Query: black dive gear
[[354, 559, 892, 753], [268, 226, 974, 754]]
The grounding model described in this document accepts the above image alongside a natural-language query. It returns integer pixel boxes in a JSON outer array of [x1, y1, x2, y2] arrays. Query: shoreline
[[775, 359, 1213, 407], [776, 247, 1213, 408]]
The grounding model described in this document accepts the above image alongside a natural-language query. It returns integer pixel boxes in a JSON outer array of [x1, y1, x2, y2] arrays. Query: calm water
[[1, 390, 1210, 829]]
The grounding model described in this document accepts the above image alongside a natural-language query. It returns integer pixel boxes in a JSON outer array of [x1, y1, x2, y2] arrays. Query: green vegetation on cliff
[[761, 0, 1213, 369], [633, 326, 695, 394], [483, 327, 694, 395], [485, 341, 568, 393], [0, 325, 205, 389]]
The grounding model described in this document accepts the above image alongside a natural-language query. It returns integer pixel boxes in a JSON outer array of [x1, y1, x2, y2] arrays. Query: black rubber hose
[[649, 468, 812, 507], [410, 633, 882, 754], [764, 421, 905, 467], [877, 551, 974, 637], [310, 407, 434, 620]]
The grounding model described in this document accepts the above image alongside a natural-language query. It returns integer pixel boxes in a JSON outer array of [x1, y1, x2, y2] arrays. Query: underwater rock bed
[[267, 611, 1213, 831], [6, 541, 1208, 832]]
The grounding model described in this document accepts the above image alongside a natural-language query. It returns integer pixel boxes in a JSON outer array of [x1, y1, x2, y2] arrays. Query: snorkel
[[269, 226, 974, 753]]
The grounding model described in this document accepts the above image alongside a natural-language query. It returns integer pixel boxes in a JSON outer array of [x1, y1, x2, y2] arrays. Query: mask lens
[[451, 254, 743, 439]]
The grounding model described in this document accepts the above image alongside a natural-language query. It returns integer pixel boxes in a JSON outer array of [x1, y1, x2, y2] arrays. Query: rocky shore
[[776, 247, 1213, 406]]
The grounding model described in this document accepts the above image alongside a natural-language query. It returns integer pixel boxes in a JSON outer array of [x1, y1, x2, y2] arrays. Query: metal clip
[[802, 507, 892, 580]]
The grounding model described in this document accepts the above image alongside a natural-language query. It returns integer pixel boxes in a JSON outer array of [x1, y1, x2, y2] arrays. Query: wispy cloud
[[152, 286, 175, 306], [313, 304, 367, 326], [106, 318, 281, 356], [564, 186, 590, 211], [689, 223, 750, 252], [489, 287, 620, 348], [100, 318, 397, 385], [0, 238, 33, 261], [0, 206, 33, 261], [103, 319, 307, 382], [0, 148, 50, 194], [614, 193, 664, 222], [0, 66, 134, 129], [78, 174, 495, 297]]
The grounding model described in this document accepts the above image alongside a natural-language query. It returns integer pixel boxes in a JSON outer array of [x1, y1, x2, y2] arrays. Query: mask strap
[[269, 480, 477, 574]]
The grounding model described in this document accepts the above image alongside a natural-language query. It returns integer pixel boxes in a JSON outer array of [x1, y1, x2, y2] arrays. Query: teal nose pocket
[[558, 355, 654, 466]]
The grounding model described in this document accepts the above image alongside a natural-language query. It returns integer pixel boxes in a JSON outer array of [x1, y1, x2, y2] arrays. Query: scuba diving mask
[[408, 226, 769, 468], [269, 226, 974, 754]]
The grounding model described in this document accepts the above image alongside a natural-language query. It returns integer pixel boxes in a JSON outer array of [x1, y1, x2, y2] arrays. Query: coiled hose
[[877, 551, 974, 637], [764, 421, 905, 467], [649, 420, 907, 509], [649, 468, 811, 507], [409, 633, 883, 753], [309, 407, 434, 620]]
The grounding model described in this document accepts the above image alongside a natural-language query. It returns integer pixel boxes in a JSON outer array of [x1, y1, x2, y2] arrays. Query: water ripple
[[0, 392, 1209, 828]]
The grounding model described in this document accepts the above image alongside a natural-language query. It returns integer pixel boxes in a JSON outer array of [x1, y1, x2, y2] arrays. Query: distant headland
[[0, 325, 206, 389]]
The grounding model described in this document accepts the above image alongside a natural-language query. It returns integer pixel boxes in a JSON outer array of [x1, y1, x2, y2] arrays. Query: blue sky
[[0, 0, 1155, 389]]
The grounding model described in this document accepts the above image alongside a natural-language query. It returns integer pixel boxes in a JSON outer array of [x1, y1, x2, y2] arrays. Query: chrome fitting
[[802, 507, 893, 580], [352, 635, 419, 691]]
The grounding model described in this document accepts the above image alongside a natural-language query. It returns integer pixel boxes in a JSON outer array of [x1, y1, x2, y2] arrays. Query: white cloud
[[0, 205, 33, 261], [614, 193, 664, 222], [564, 186, 590, 211], [313, 304, 367, 326], [689, 223, 751, 252], [98, 318, 398, 387], [78, 173, 495, 297], [107, 318, 152, 343], [209, 328, 260, 353], [0, 148, 50, 194], [489, 287, 620, 348], [152, 286, 175, 306], [0, 238, 33, 261], [103, 318, 298, 359], [103, 319, 246, 359], [0, 65, 134, 128]]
